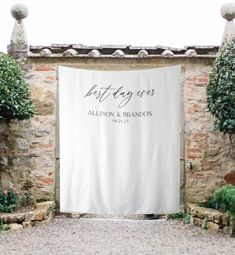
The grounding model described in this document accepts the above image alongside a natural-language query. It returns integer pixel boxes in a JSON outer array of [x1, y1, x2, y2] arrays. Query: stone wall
[[0, 57, 234, 204], [184, 63, 235, 202], [0, 61, 57, 201]]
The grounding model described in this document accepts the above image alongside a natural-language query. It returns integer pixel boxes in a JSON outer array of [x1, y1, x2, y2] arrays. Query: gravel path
[[0, 216, 234, 255]]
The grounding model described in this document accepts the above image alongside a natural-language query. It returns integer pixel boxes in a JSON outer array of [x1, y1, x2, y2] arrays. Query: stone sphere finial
[[10, 4, 28, 20], [221, 2, 235, 21]]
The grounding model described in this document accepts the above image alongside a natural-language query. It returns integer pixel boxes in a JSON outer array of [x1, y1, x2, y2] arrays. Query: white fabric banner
[[59, 65, 181, 214]]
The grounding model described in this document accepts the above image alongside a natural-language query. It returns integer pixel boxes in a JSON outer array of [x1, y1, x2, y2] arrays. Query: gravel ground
[[0, 216, 234, 255]]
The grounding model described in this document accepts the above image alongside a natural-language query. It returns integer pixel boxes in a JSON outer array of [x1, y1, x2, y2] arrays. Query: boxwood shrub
[[207, 38, 235, 133], [0, 53, 34, 121], [207, 185, 235, 214]]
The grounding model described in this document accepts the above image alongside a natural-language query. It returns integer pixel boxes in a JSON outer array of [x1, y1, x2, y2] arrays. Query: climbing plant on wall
[[0, 53, 34, 121], [207, 38, 235, 134]]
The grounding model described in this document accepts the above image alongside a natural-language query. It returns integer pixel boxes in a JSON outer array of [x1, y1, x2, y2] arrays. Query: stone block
[[192, 217, 203, 227], [16, 214, 26, 223], [44, 208, 55, 220], [34, 212, 44, 221], [10, 223, 23, 230], [24, 212, 34, 222], [32, 201, 56, 221], [207, 212, 217, 222], [220, 226, 231, 235], [207, 222, 220, 231], [38, 201, 56, 211], [188, 204, 225, 222], [194, 208, 209, 219], [33, 99, 54, 115], [22, 221, 32, 228], [41, 210, 55, 224], [186, 203, 198, 212], [0, 213, 25, 224], [213, 213, 224, 224]]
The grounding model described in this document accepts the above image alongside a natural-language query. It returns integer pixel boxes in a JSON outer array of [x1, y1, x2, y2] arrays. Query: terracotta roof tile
[[28, 44, 219, 58]]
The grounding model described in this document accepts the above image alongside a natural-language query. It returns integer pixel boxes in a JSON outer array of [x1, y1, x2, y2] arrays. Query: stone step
[[0, 201, 56, 229]]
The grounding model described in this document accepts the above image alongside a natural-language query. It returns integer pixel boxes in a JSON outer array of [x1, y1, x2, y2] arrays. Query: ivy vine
[[0, 53, 34, 121], [207, 38, 235, 133]]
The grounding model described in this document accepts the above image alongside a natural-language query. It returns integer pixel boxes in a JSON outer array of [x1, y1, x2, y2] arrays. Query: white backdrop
[[59, 66, 181, 214]]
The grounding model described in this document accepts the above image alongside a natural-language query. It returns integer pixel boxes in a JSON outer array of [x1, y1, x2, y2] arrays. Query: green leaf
[[0, 52, 35, 121], [207, 39, 235, 133]]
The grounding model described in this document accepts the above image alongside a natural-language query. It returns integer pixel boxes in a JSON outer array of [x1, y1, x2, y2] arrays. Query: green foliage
[[184, 212, 191, 224], [168, 212, 192, 224], [0, 220, 10, 232], [0, 188, 19, 213], [168, 212, 184, 220], [198, 202, 207, 207], [207, 185, 235, 214], [20, 191, 36, 207], [207, 38, 235, 133], [0, 52, 34, 121]]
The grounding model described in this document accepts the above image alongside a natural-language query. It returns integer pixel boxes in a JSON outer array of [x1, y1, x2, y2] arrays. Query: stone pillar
[[220, 2, 235, 47], [7, 4, 29, 59]]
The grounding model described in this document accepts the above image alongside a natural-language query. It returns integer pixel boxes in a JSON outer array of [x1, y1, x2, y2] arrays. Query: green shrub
[[0, 188, 19, 213], [0, 220, 10, 231], [0, 52, 34, 121], [20, 191, 36, 208], [207, 38, 235, 133], [207, 185, 235, 214]]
